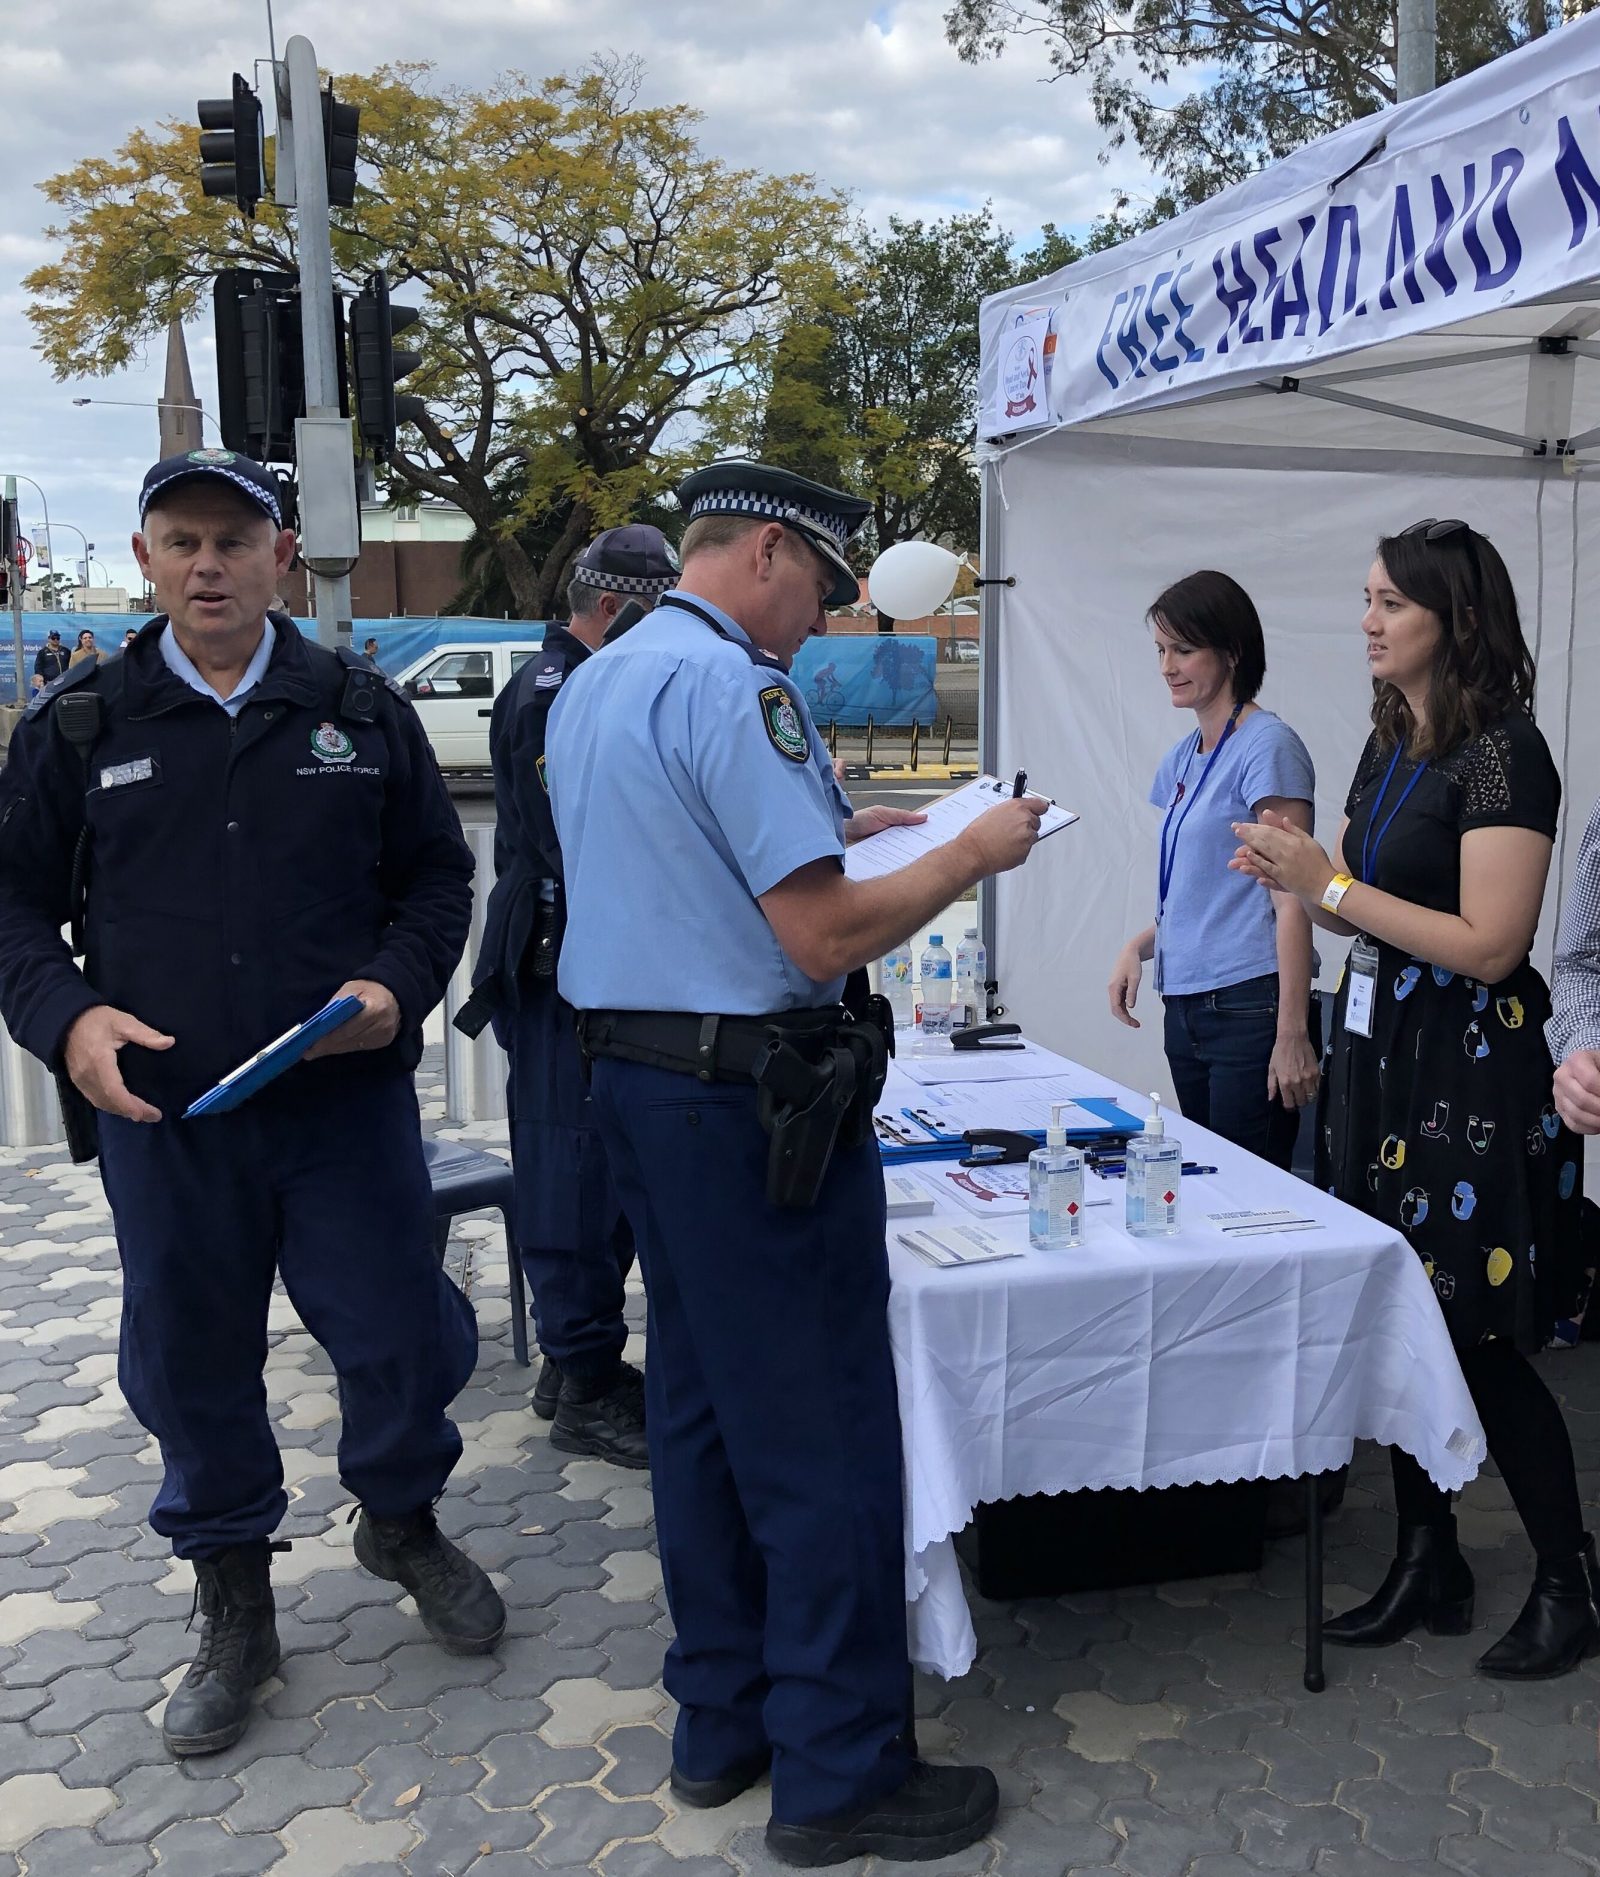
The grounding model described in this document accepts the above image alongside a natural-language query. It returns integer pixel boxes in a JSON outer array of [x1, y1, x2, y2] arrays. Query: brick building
[[280, 499, 473, 618]]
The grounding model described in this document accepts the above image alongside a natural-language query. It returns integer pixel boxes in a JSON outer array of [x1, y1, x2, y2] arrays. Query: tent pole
[[977, 457, 1004, 1003], [1397, 0, 1437, 101]]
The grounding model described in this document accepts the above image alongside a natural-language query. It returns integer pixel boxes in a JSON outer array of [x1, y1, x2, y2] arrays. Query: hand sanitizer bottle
[[1029, 1103, 1086, 1249], [1125, 1091, 1181, 1238]]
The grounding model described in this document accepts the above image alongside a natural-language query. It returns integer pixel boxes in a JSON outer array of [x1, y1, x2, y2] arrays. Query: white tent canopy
[[977, 16, 1600, 1104]]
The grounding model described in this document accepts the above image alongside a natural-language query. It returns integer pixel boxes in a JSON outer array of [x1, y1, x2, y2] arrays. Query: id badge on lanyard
[[1345, 938, 1379, 1039]]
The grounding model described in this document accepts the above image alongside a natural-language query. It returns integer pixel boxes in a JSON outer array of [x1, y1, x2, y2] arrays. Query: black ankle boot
[[354, 1506, 507, 1655], [162, 1542, 280, 1756], [1325, 1518, 1474, 1648], [533, 1355, 562, 1422], [1478, 1533, 1600, 1680], [550, 1362, 649, 1469]]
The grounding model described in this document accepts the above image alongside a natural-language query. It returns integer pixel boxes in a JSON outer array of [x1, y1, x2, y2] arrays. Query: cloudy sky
[[0, 0, 1147, 597]]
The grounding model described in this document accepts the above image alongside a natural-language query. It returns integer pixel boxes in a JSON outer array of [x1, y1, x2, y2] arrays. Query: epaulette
[[22, 657, 99, 721], [529, 646, 567, 695]]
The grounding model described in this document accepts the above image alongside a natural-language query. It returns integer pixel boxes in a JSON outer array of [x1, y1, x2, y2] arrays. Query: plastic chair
[[421, 1137, 530, 1367]]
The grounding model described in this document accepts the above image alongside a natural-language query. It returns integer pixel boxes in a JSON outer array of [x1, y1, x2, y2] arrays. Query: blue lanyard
[[1359, 743, 1427, 886], [1158, 706, 1241, 914]]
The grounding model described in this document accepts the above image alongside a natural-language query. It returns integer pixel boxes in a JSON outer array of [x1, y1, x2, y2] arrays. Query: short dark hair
[[1147, 570, 1267, 705], [1371, 523, 1534, 758]]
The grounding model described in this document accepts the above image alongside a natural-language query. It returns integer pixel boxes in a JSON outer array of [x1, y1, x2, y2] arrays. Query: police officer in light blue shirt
[[547, 460, 1046, 1866]]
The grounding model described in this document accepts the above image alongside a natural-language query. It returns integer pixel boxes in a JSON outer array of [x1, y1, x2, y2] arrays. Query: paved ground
[[5, 1053, 1600, 1874]]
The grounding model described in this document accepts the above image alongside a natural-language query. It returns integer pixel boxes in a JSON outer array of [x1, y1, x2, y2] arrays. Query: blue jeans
[[1162, 973, 1304, 1171]]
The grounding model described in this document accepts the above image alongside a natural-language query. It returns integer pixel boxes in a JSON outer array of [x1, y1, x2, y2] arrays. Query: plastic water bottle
[[918, 935, 955, 1041], [881, 940, 916, 1037], [954, 929, 986, 1030], [1125, 1091, 1182, 1238], [1029, 1104, 1086, 1250]]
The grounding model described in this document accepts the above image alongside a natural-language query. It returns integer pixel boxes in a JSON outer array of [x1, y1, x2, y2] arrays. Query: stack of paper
[[896, 1222, 1024, 1268], [845, 775, 1077, 882]]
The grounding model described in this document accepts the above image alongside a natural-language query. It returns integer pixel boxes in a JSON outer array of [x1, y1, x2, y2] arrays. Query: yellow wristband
[[1321, 872, 1356, 914]]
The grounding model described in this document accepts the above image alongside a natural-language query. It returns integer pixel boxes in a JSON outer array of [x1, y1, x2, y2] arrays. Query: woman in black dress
[[1232, 519, 1593, 1679]]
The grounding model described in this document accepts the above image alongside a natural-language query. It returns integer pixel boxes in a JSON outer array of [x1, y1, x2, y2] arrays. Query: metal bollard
[[443, 823, 509, 1125], [0, 1022, 64, 1149]]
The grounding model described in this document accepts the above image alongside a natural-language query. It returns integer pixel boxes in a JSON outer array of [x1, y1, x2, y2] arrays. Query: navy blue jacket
[[469, 623, 588, 1016], [0, 616, 474, 1116]]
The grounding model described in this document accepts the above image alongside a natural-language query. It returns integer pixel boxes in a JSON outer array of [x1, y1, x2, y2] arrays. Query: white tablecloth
[[884, 1058, 1487, 1679]]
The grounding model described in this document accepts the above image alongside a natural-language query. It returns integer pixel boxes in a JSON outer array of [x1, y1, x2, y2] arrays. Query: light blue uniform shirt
[[1148, 708, 1315, 997], [548, 592, 853, 1014], [159, 617, 276, 719]]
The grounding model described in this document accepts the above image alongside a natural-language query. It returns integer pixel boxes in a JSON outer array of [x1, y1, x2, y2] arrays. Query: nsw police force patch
[[759, 684, 808, 764]]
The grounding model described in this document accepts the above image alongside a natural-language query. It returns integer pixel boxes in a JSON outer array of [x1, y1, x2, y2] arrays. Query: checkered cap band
[[687, 489, 857, 550], [573, 568, 677, 597], [141, 465, 281, 528]]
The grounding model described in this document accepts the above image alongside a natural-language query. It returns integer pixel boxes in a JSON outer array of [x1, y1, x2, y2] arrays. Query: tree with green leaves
[[758, 209, 1019, 559], [26, 58, 849, 616], [944, 0, 1582, 212]]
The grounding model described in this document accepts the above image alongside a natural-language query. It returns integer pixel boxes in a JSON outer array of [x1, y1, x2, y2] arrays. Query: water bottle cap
[[928, 934, 942, 946], [965, 928, 978, 937]]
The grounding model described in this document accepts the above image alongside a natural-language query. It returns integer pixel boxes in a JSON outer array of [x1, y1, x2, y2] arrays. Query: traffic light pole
[[284, 34, 356, 649], [5, 480, 22, 702]]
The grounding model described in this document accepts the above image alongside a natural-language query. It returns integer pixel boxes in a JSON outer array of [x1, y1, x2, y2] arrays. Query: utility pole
[[4, 479, 23, 701], [1396, 0, 1437, 102], [282, 34, 358, 648]]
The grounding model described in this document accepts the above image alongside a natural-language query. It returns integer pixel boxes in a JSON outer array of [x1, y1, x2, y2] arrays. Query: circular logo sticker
[[188, 447, 237, 465], [310, 721, 356, 765]]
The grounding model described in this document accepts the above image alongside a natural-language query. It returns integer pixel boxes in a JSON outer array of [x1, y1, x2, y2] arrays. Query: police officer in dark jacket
[[460, 526, 677, 1464], [0, 449, 505, 1758]]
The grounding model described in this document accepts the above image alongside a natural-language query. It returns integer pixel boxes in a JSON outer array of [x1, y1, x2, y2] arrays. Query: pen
[[1012, 768, 1028, 799], [1094, 1163, 1218, 1179]]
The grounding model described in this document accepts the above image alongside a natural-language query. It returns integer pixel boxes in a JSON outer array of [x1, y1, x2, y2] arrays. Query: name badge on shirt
[[98, 756, 156, 791], [1345, 937, 1379, 1039]]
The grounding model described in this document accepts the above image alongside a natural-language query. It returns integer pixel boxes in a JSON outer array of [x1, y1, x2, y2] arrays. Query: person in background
[[1551, 802, 1600, 1140], [123, 627, 138, 650], [363, 635, 381, 663], [1233, 518, 1592, 1680], [67, 627, 99, 668], [459, 526, 680, 1467], [31, 628, 68, 691], [1108, 570, 1320, 1167]]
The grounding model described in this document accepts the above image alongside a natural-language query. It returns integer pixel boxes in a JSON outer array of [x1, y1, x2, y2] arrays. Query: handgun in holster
[[752, 1016, 888, 1210], [53, 692, 104, 1165]]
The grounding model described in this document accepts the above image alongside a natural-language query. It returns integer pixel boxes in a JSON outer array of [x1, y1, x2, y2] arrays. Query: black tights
[[1392, 1340, 1585, 1563]]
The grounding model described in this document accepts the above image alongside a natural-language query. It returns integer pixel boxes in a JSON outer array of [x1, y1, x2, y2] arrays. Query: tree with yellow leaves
[[26, 57, 850, 617]]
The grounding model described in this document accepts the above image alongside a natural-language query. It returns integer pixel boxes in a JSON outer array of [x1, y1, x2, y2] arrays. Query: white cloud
[[0, 0, 1149, 595]]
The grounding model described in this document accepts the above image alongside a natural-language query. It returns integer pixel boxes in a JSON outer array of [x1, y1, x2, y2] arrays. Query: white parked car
[[394, 640, 545, 769]]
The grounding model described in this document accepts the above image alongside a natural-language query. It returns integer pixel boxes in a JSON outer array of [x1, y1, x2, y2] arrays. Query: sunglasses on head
[[1400, 517, 1472, 544]]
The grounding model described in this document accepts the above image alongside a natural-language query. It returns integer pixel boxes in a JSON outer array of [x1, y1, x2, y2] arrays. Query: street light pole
[[71, 397, 222, 439], [1397, 0, 1437, 101], [6, 472, 55, 591]]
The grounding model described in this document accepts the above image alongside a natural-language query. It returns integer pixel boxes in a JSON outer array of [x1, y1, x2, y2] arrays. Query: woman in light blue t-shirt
[[1108, 570, 1319, 1169]]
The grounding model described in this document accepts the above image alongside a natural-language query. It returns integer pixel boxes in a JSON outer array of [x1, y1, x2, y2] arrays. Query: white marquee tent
[[976, 15, 1600, 1104]]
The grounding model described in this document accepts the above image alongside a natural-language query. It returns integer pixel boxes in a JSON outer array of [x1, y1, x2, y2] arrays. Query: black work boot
[[670, 1750, 772, 1809], [1325, 1517, 1474, 1648], [162, 1542, 280, 1757], [1479, 1533, 1600, 1680], [550, 1361, 649, 1469], [353, 1506, 506, 1655], [533, 1355, 562, 1422], [766, 1760, 999, 1867]]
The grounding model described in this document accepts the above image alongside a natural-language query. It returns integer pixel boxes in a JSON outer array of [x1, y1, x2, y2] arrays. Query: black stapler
[[950, 1022, 1025, 1051]]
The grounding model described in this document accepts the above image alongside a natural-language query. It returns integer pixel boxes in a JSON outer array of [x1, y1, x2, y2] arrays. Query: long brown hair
[[1371, 521, 1536, 758]]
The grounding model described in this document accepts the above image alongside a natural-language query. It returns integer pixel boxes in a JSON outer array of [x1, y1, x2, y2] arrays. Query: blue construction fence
[[4, 615, 938, 725]]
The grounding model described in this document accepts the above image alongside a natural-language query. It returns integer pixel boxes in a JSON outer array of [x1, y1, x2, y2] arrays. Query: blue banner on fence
[[0, 615, 549, 705], [791, 635, 938, 728]]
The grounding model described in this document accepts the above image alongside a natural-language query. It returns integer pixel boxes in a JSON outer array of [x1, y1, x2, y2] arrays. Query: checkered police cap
[[676, 460, 872, 608], [572, 525, 679, 597], [139, 449, 283, 528]]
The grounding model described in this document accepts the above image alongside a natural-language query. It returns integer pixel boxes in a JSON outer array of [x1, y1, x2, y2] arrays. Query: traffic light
[[213, 270, 303, 462], [197, 74, 266, 216], [349, 271, 424, 462], [323, 83, 360, 208]]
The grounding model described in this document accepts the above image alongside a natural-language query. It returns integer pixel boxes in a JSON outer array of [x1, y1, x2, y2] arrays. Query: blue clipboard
[[182, 995, 366, 1119], [875, 1097, 1145, 1166]]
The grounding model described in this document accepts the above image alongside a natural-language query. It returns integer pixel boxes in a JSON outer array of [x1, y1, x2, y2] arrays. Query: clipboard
[[182, 995, 366, 1119]]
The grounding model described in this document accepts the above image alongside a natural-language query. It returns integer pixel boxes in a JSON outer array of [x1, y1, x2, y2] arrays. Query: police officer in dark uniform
[[546, 461, 1047, 1865], [459, 525, 677, 1465], [0, 449, 506, 1758]]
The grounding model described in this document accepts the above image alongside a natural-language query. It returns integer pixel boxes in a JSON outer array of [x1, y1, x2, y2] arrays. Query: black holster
[[54, 1073, 100, 1165], [752, 1016, 888, 1209]]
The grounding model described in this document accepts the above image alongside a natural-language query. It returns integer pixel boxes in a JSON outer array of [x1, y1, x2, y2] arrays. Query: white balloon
[[867, 540, 963, 620]]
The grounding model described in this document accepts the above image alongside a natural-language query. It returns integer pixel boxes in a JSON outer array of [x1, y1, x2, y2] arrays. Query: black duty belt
[[576, 1006, 849, 1084], [577, 1004, 889, 1209]]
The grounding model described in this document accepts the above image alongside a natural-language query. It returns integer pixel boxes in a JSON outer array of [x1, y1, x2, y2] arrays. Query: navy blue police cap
[[573, 524, 680, 598], [139, 448, 283, 528], [676, 459, 871, 608]]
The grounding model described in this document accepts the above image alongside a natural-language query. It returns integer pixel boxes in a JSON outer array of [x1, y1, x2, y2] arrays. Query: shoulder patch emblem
[[759, 684, 809, 764], [536, 753, 549, 794]]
